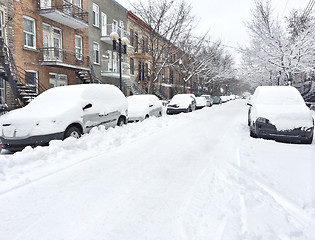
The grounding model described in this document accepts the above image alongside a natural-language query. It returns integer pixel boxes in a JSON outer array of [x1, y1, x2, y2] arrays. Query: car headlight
[[256, 117, 270, 124]]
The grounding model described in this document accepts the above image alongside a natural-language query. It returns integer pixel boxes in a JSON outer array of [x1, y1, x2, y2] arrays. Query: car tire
[[64, 126, 81, 139], [145, 114, 149, 119], [158, 111, 162, 117], [117, 116, 126, 126]]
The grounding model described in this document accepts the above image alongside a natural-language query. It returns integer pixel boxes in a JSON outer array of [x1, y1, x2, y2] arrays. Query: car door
[[82, 103, 111, 132]]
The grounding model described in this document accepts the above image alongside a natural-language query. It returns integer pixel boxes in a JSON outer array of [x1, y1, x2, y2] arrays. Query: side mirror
[[83, 103, 92, 110]]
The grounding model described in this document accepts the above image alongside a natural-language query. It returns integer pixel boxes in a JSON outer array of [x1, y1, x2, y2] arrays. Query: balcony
[[38, 0, 88, 29], [101, 59, 130, 79], [100, 24, 129, 44], [39, 47, 90, 70]]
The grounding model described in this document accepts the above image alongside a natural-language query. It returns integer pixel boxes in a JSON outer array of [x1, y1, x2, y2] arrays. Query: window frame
[[92, 3, 99, 27], [23, 16, 36, 49], [93, 41, 100, 64], [75, 35, 83, 60]]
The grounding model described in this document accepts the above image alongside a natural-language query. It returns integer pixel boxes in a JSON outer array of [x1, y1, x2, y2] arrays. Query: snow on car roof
[[253, 86, 305, 105]]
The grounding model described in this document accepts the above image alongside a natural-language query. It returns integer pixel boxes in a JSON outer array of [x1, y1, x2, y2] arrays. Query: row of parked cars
[[0, 84, 217, 152]]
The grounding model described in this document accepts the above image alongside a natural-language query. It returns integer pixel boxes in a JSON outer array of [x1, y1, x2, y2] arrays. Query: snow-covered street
[[0, 99, 314, 240]]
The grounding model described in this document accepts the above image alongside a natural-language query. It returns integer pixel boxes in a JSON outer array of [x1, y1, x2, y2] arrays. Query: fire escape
[[0, 38, 47, 110]]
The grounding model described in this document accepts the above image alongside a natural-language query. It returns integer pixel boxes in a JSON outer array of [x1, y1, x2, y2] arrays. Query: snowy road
[[0, 100, 315, 239]]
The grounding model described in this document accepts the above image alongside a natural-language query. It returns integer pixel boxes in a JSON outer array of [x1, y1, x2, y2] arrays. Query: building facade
[[126, 11, 152, 96], [0, 0, 14, 110], [0, 0, 91, 110], [89, 0, 129, 92]]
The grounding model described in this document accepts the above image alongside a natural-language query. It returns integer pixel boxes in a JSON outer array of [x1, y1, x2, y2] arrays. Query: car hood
[[252, 104, 314, 130]]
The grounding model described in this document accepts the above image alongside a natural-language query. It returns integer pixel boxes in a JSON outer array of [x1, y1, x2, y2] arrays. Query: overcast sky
[[115, 0, 310, 62]]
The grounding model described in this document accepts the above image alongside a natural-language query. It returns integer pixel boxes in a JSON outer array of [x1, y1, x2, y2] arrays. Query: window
[[74, 0, 81, 8], [0, 76, 5, 105], [141, 37, 145, 53], [130, 29, 134, 46], [93, 42, 100, 64], [145, 63, 148, 80], [134, 32, 138, 53], [25, 70, 38, 93], [138, 62, 142, 82], [49, 73, 68, 88], [23, 16, 36, 48], [25, 71, 37, 85], [144, 37, 148, 53], [75, 35, 83, 60], [119, 20, 124, 29], [0, 11, 4, 38], [93, 3, 99, 27], [112, 20, 118, 32], [130, 58, 134, 75]]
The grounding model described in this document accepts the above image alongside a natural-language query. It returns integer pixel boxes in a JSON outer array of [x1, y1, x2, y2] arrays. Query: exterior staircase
[[0, 38, 47, 110], [76, 64, 100, 84], [122, 77, 147, 95], [153, 85, 167, 100]]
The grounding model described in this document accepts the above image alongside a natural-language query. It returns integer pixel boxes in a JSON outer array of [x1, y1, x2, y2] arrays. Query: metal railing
[[101, 59, 130, 76], [101, 24, 130, 39], [39, 47, 90, 68], [38, 0, 88, 24]]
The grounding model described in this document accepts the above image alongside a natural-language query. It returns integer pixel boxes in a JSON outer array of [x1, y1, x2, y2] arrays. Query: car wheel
[[145, 114, 149, 119], [64, 126, 81, 139], [117, 116, 125, 126], [158, 111, 162, 117]]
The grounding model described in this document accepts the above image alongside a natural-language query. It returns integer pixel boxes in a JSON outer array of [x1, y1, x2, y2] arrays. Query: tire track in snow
[[226, 159, 315, 238]]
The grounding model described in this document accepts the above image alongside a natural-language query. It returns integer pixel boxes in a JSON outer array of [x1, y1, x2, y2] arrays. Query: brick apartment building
[[1, 0, 91, 110]]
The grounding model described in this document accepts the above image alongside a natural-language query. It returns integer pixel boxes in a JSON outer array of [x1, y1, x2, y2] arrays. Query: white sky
[[115, 0, 309, 62]]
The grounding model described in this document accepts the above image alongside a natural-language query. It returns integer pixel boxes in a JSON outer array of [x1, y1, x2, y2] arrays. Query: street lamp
[[109, 32, 129, 92]]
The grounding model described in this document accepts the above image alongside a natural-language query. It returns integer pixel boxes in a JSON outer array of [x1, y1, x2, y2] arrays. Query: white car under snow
[[127, 94, 163, 122], [248, 86, 314, 144], [0, 84, 128, 152]]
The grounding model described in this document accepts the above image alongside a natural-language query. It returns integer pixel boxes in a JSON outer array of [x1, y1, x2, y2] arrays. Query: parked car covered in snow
[[0, 84, 128, 152], [200, 95, 213, 107], [195, 96, 208, 109], [220, 96, 229, 103], [127, 94, 163, 122], [212, 96, 222, 104], [247, 86, 314, 144], [166, 94, 196, 114]]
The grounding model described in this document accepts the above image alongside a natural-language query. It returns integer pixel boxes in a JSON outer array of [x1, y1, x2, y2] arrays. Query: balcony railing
[[38, 0, 88, 29], [100, 24, 130, 44], [101, 59, 130, 78], [39, 47, 90, 70]]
